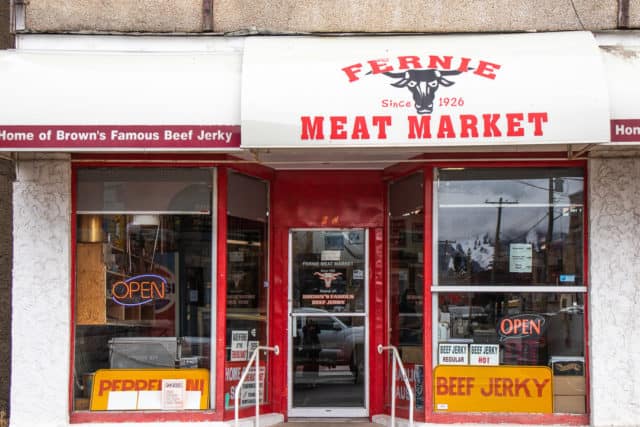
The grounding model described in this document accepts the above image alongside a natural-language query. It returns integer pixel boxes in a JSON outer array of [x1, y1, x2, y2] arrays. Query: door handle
[[291, 315, 297, 338]]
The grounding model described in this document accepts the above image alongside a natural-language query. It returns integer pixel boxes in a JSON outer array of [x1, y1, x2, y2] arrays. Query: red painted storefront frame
[[68, 153, 590, 425], [69, 156, 276, 424], [268, 170, 387, 418], [384, 156, 589, 426]]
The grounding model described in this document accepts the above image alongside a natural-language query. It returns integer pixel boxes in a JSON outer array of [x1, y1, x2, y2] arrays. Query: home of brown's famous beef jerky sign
[[241, 32, 610, 148]]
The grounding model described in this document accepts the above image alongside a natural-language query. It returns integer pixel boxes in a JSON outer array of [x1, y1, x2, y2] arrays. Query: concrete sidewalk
[[273, 420, 383, 427]]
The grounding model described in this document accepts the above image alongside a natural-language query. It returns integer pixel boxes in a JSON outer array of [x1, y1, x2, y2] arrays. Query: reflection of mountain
[[441, 234, 495, 273], [441, 231, 544, 273]]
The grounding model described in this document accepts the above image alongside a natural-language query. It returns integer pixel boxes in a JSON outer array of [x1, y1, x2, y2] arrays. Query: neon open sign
[[498, 313, 546, 341], [111, 274, 167, 307]]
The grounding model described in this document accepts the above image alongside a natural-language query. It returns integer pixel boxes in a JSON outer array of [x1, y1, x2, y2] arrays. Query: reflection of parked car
[[294, 308, 364, 379], [448, 305, 488, 320], [559, 305, 584, 315]]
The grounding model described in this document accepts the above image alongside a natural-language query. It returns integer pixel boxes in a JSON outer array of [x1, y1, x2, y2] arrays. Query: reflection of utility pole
[[544, 178, 554, 282], [485, 197, 519, 281]]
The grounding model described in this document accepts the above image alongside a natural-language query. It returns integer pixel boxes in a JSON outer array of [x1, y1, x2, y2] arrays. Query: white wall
[[11, 156, 71, 427], [589, 154, 640, 426]]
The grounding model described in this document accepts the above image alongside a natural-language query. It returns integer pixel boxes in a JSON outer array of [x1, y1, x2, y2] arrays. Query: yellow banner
[[90, 369, 209, 411], [433, 365, 552, 413]]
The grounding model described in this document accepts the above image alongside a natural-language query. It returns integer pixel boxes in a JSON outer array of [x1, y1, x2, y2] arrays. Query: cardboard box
[[553, 376, 586, 395], [554, 395, 586, 414], [550, 357, 585, 376]]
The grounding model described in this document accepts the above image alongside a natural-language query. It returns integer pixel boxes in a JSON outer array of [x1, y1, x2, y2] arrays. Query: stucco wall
[[0, 160, 14, 419], [24, 0, 620, 33], [0, 0, 13, 48], [630, 0, 640, 27], [213, 0, 618, 33], [25, 0, 204, 33], [589, 154, 640, 426], [11, 157, 71, 427]]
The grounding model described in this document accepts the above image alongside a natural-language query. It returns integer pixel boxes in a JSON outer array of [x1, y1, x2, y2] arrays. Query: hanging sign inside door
[[300, 260, 355, 309]]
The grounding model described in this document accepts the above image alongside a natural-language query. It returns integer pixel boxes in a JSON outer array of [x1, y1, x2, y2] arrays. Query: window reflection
[[224, 171, 269, 409], [437, 168, 584, 286], [388, 173, 424, 411], [438, 292, 584, 365]]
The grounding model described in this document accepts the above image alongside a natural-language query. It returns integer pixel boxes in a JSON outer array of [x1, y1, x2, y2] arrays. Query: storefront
[[3, 31, 634, 427]]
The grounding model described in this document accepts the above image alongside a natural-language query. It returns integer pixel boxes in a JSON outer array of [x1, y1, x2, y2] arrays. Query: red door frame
[[269, 170, 387, 419]]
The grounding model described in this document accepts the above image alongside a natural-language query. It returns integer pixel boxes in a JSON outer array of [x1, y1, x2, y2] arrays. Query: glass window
[[73, 168, 214, 412], [433, 167, 586, 415], [291, 229, 366, 313], [437, 168, 583, 286], [388, 172, 424, 411], [224, 171, 269, 409]]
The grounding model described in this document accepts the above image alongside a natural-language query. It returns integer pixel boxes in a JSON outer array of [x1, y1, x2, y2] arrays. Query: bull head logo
[[384, 69, 464, 114]]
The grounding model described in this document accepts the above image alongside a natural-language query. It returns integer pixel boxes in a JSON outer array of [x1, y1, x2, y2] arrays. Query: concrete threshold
[[274, 419, 383, 426]]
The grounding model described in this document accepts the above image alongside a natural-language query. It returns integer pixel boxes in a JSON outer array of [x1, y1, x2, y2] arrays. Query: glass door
[[288, 229, 368, 418]]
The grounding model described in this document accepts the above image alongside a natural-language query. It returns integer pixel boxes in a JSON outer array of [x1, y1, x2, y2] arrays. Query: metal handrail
[[378, 344, 414, 427], [235, 345, 279, 427]]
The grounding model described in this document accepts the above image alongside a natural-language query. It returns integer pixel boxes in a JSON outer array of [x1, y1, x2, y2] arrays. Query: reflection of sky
[[438, 177, 583, 243]]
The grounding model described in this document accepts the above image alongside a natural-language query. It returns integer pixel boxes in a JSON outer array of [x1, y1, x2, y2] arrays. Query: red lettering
[[112, 282, 128, 299], [398, 56, 423, 70], [530, 319, 541, 335], [533, 378, 550, 397], [455, 377, 468, 396], [437, 115, 456, 138], [457, 57, 473, 72], [515, 378, 531, 397], [140, 282, 150, 299], [513, 318, 523, 334], [474, 60, 501, 80], [128, 281, 140, 297], [408, 116, 432, 139], [466, 377, 475, 395], [300, 116, 325, 140], [136, 379, 148, 391], [342, 63, 363, 82], [330, 116, 348, 139], [351, 116, 370, 139], [459, 114, 479, 138], [428, 55, 453, 70], [187, 379, 205, 392], [528, 112, 548, 136], [148, 379, 160, 391], [154, 281, 165, 298], [368, 59, 393, 75], [98, 380, 112, 396], [500, 318, 512, 335], [506, 113, 525, 137], [122, 379, 135, 391], [494, 377, 503, 396], [372, 116, 392, 139], [450, 377, 458, 396], [480, 378, 494, 397], [483, 114, 502, 137], [112, 379, 122, 391], [436, 377, 449, 395], [502, 378, 514, 397]]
